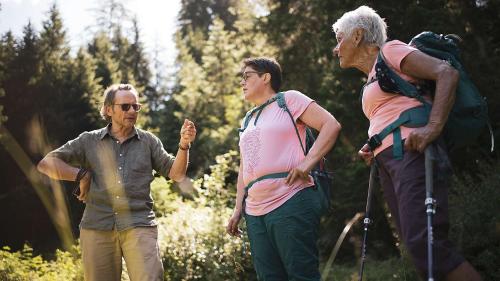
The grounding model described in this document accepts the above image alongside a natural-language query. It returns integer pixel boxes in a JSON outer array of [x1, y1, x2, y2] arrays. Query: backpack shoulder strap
[[238, 109, 254, 133], [277, 93, 328, 171], [238, 94, 281, 133], [377, 50, 428, 105], [276, 92, 307, 156]]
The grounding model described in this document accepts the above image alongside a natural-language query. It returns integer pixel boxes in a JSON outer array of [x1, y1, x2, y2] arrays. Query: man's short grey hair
[[332, 6, 387, 48], [100, 84, 139, 122]]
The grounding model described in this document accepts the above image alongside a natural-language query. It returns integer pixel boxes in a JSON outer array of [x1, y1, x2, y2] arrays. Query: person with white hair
[[331, 6, 482, 281]]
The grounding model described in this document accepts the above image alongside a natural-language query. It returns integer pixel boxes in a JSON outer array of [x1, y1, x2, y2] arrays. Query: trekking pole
[[424, 146, 436, 281], [358, 161, 377, 281]]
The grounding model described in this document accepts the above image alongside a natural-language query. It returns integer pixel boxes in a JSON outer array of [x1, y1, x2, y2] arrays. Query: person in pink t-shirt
[[332, 5, 482, 281], [226, 57, 341, 280]]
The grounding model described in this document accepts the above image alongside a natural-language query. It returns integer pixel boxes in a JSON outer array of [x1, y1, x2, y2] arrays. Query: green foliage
[[158, 204, 252, 281], [149, 151, 254, 280], [151, 176, 185, 216], [87, 32, 121, 89], [0, 245, 83, 281], [0, 31, 15, 126], [152, 150, 253, 280], [194, 150, 240, 208], [449, 162, 500, 281], [172, 0, 278, 174], [322, 257, 419, 281]]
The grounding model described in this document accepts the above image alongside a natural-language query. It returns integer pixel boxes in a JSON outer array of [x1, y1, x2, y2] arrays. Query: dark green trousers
[[245, 187, 321, 281]]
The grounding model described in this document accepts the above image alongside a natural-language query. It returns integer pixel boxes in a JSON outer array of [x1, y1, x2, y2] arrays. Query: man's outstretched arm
[[168, 119, 196, 182]]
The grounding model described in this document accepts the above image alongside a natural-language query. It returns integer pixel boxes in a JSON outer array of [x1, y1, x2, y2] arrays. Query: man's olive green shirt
[[49, 125, 175, 231]]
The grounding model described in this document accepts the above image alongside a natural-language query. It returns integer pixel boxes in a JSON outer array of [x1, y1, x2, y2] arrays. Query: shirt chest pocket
[[127, 154, 152, 175], [124, 142, 154, 185]]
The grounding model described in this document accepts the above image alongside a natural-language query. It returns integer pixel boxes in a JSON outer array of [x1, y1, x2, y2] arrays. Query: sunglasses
[[113, 103, 142, 112]]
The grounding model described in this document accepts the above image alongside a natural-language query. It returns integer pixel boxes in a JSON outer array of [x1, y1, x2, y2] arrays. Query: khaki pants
[[80, 226, 163, 281]]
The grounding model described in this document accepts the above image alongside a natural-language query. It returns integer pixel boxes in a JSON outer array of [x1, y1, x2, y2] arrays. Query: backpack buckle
[[367, 134, 382, 151]]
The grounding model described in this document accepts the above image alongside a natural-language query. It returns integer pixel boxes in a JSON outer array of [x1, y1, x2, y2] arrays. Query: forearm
[[427, 66, 459, 132], [234, 172, 245, 212], [303, 119, 341, 171], [400, 51, 459, 134], [168, 147, 189, 182], [37, 156, 79, 181], [169, 119, 196, 182], [231, 161, 246, 214]]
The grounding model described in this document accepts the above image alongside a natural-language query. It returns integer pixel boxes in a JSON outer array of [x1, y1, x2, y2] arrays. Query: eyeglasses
[[113, 103, 142, 112], [241, 71, 264, 82]]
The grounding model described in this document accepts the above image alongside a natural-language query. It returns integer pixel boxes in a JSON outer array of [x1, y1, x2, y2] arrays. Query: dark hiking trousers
[[245, 187, 321, 281], [376, 142, 465, 280]]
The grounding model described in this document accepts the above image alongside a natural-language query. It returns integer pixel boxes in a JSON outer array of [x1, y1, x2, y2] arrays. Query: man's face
[[106, 90, 140, 128]]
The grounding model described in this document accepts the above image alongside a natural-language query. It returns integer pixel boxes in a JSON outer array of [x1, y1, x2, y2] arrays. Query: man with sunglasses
[[37, 83, 196, 281]]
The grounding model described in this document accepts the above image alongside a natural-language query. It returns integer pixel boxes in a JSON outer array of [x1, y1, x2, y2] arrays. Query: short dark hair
[[242, 57, 282, 92], [99, 84, 139, 122]]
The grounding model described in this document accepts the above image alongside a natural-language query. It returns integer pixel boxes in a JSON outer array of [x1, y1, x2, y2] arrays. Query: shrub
[[0, 244, 83, 281], [157, 204, 253, 281], [154, 150, 255, 280], [322, 257, 419, 281], [449, 161, 500, 281]]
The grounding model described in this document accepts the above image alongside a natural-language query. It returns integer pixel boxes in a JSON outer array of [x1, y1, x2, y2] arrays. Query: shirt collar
[[99, 124, 141, 140]]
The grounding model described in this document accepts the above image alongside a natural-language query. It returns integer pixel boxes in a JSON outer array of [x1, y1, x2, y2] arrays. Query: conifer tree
[[87, 32, 121, 88], [0, 32, 15, 126], [172, 0, 277, 172]]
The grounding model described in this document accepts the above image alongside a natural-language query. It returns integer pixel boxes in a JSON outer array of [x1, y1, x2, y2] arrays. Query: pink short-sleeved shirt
[[239, 90, 315, 216], [363, 40, 422, 156]]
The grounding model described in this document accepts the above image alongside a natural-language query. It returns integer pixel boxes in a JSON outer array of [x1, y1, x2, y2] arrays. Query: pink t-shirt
[[239, 90, 315, 216], [363, 40, 422, 156]]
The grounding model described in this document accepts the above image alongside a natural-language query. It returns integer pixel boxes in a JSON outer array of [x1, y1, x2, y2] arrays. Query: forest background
[[0, 0, 499, 280]]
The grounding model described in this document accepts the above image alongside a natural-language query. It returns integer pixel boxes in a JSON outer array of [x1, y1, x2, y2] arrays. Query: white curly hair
[[332, 6, 388, 47]]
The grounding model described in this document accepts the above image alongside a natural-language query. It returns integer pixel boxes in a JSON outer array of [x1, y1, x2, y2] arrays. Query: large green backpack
[[367, 31, 493, 158]]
